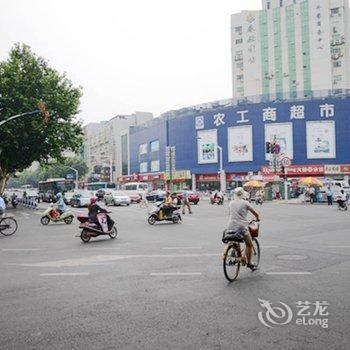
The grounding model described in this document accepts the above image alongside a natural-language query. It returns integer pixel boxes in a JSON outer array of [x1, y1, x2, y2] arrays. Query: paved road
[[0, 201, 349, 349]]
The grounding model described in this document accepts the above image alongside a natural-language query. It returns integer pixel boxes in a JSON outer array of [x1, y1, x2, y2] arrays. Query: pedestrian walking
[[326, 185, 333, 206], [139, 191, 148, 209], [182, 187, 192, 215], [309, 186, 315, 204], [0, 194, 6, 217]]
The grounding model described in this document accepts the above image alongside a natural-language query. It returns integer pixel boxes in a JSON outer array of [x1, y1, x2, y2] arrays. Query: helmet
[[56, 192, 62, 198], [234, 187, 244, 197], [90, 196, 97, 205]]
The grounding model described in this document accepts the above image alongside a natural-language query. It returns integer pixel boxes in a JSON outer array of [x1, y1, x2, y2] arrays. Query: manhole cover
[[277, 255, 308, 261]]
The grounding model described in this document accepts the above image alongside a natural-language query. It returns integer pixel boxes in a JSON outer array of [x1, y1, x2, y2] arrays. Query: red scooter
[[77, 212, 118, 243]]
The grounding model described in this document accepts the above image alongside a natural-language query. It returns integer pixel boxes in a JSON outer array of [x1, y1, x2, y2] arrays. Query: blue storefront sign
[[129, 97, 350, 176]]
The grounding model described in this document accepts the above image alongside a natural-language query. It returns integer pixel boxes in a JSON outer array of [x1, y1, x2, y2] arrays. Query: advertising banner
[[306, 121, 336, 159], [228, 125, 253, 162], [197, 129, 218, 164], [265, 123, 294, 160]]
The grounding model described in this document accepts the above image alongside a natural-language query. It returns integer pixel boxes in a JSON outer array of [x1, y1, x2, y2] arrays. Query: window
[[237, 74, 243, 81], [150, 140, 159, 152], [139, 143, 147, 155], [334, 75, 342, 82], [333, 61, 342, 68], [235, 26, 242, 34], [140, 162, 148, 173], [235, 38, 243, 45], [331, 8, 340, 16], [267, 1, 270, 10], [151, 160, 160, 172], [236, 62, 243, 69]]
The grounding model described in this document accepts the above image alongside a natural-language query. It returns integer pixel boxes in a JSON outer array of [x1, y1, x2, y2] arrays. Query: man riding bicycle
[[226, 187, 260, 271]]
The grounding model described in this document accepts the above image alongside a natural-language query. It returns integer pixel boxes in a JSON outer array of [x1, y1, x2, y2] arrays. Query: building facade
[[84, 112, 153, 181], [123, 96, 350, 190], [231, 0, 350, 100]]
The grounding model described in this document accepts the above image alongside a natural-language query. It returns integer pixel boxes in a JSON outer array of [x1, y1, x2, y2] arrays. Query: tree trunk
[[0, 175, 9, 195]]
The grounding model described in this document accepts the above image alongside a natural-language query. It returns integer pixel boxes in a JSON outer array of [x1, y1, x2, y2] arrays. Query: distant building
[[83, 112, 153, 181], [231, 0, 350, 100]]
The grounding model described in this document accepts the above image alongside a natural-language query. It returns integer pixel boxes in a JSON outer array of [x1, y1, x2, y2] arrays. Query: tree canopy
[[0, 43, 83, 193]]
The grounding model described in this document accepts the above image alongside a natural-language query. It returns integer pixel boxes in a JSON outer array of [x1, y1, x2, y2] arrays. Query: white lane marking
[[162, 247, 202, 250], [21, 213, 30, 218], [150, 272, 202, 276], [328, 245, 350, 248], [12, 253, 219, 267], [266, 271, 312, 275], [260, 245, 278, 249], [40, 272, 89, 276], [2, 248, 40, 252]]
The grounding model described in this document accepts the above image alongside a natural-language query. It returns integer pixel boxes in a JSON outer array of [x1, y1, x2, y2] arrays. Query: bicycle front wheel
[[251, 238, 260, 267], [223, 245, 240, 282], [0, 217, 18, 236]]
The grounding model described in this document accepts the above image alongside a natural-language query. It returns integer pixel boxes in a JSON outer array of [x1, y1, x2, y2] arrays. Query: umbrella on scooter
[[299, 177, 323, 187], [243, 180, 264, 188]]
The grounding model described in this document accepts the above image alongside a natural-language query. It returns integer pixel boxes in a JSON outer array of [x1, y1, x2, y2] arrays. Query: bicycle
[[222, 220, 260, 282], [0, 215, 18, 236]]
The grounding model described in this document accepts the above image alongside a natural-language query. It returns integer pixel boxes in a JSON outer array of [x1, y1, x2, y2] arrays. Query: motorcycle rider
[[11, 193, 18, 208], [337, 190, 347, 209], [55, 192, 66, 216], [163, 192, 174, 218], [226, 187, 260, 271], [88, 196, 107, 224]]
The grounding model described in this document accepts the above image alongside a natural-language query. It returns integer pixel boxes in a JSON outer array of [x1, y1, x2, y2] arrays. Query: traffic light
[[265, 142, 271, 154]]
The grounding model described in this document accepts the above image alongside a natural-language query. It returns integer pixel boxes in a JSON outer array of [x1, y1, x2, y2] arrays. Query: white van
[[122, 182, 148, 193]]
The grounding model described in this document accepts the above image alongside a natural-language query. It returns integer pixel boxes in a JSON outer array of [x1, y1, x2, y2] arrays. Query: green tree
[[0, 43, 83, 193]]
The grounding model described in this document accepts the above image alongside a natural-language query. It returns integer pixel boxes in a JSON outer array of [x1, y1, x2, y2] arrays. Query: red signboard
[[196, 174, 220, 181], [340, 165, 350, 174], [261, 165, 325, 176]]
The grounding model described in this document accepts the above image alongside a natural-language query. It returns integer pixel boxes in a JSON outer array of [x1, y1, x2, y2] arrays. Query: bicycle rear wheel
[[0, 217, 18, 236], [251, 238, 260, 267], [223, 244, 240, 282]]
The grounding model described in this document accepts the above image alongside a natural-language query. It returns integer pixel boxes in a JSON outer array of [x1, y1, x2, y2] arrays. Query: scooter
[[210, 196, 224, 205], [40, 204, 74, 225], [148, 203, 182, 225], [77, 212, 118, 243], [336, 199, 348, 211], [255, 197, 264, 205], [11, 198, 18, 209]]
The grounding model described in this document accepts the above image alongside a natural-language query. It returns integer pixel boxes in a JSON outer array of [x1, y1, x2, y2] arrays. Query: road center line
[[2, 248, 40, 252], [266, 271, 312, 275], [150, 272, 202, 276], [40, 272, 90, 276]]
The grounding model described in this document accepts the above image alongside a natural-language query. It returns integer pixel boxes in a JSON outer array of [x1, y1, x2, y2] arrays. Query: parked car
[[64, 191, 75, 205], [129, 193, 141, 203], [104, 190, 131, 206], [146, 190, 167, 203], [176, 191, 200, 205], [70, 191, 94, 207]]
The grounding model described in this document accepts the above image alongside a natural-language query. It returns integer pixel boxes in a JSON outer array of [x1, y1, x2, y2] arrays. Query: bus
[[38, 178, 75, 202], [122, 182, 148, 192], [86, 182, 116, 191]]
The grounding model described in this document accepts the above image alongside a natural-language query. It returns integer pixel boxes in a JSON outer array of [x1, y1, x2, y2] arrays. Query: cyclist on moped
[[226, 187, 260, 271]]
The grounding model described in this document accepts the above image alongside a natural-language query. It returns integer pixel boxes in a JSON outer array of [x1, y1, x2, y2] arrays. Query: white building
[[231, 0, 350, 100], [84, 112, 153, 181]]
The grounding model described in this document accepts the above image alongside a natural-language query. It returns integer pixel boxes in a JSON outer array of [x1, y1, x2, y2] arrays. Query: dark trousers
[[327, 196, 333, 206]]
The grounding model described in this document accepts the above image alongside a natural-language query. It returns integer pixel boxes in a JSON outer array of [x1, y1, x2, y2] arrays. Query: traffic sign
[[281, 156, 292, 167]]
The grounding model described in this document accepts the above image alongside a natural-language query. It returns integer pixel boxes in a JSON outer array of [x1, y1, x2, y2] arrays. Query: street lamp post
[[217, 145, 226, 194], [68, 167, 79, 190], [0, 110, 39, 127]]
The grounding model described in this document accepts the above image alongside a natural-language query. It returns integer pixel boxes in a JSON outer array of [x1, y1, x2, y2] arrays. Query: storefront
[[138, 173, 165, 190], [165, 170, 192, 191]]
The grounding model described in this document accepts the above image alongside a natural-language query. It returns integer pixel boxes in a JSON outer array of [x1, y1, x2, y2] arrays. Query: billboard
[[306, 121, 336, 159], [228, 125, 253, 162], [197, 129, 218, 164], [265, 122, 293, 160]]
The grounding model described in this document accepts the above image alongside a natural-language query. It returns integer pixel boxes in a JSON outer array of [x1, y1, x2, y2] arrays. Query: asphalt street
[[0, 200, 349, 350]]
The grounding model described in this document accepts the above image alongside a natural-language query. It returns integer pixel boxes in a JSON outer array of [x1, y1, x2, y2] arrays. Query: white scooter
[[40, 204, 74, 225]]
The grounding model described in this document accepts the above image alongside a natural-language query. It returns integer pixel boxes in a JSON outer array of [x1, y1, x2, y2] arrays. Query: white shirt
[[227, 198, 253, 232]]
